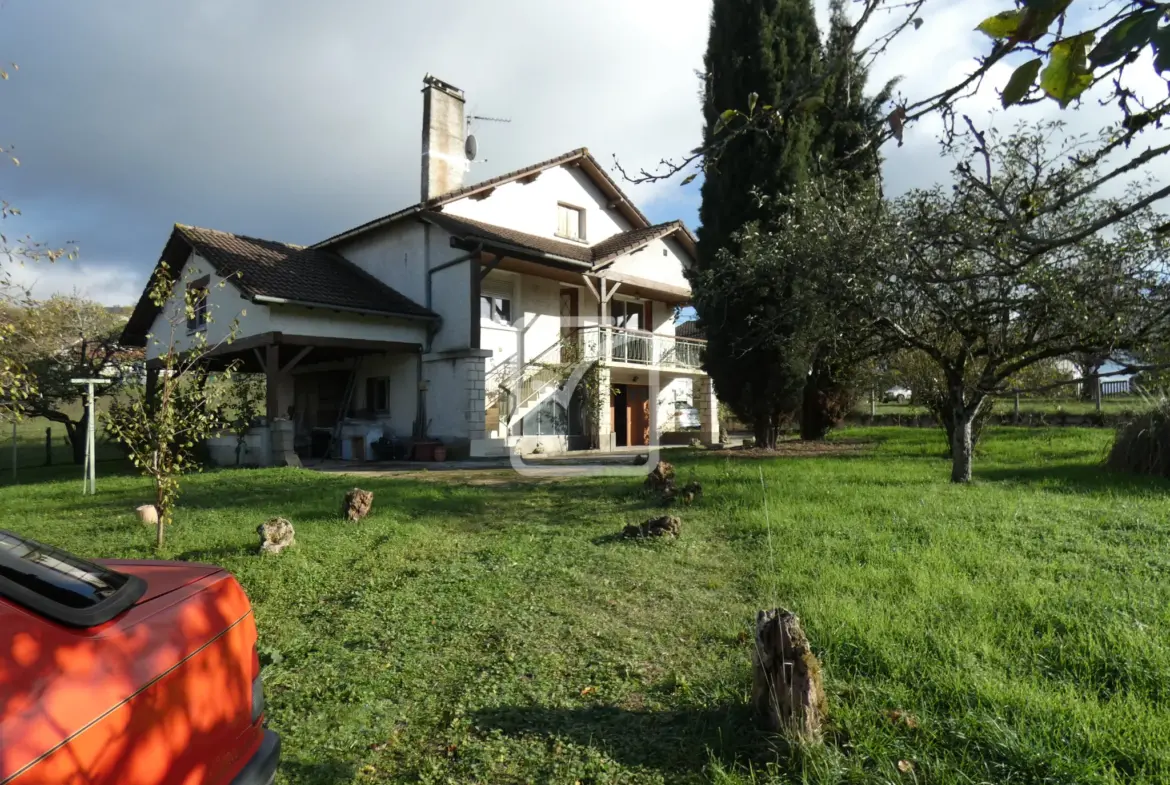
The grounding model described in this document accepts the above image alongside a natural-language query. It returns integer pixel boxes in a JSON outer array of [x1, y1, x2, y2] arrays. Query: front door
[[628, 385, 650, 447], [559, 287, 579, 357], [612, 384, 629, 447]]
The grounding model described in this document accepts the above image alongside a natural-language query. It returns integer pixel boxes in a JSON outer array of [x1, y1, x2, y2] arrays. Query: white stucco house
[[121, 75, 716, 464]]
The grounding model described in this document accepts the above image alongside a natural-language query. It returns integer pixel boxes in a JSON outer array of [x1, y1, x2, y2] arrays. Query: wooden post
[[1095, 376, 1102, 412], [10, 420, 15, 482], [265, 344, 280, 423], [870, 388, 876, 418], [1014, 392, 1020, 423], [145, 366, 160, 414], [45, 427, 52, 466]]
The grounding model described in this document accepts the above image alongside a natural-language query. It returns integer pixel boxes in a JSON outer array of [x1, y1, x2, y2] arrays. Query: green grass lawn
[[4, 427, 1170, 784]]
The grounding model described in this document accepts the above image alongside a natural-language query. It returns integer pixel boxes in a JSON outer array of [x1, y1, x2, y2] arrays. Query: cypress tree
[[692, 0, 824, 448], [697, 0, 823, 264]]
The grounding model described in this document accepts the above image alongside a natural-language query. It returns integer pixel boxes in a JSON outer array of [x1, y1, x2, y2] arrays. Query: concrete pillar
[[596, 366, 615, 450], [464, 356, 487, 442], [145, 367, 160, 413], [269, 421, 300, 468], [697, 375, 719, 445]]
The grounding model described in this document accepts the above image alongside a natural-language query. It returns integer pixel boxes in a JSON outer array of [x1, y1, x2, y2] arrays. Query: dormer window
[[557, 203, 586, 242]]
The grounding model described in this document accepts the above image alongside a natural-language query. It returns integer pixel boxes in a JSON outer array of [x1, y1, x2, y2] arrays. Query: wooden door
[[628, 385, 650, 447]]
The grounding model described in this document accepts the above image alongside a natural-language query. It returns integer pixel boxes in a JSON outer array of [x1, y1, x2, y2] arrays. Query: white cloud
[[7, 258, 143, 306]]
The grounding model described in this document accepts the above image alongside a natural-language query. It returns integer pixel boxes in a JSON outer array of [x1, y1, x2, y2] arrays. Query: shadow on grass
[[0, 458, 136, 488], [174, 543, 259, 563], [472, 704, 772, 775], [277, 758, 357, 785], [974, 462, 1170, 495]]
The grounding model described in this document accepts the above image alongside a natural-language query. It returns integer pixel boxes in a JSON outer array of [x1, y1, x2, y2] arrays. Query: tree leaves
[[713, 108, 738, 135], [888, 106, 907, 146], [977, 0, 1071, 43], [1040, 33, 1095, 106], [680, 173, 698, 187], [977, 10, 1024, 40], [1003, 58, 1043, 107], [1089, 10, 1162, 68], [747, 91, 759, 115], [1153, 25, 1170, 73]]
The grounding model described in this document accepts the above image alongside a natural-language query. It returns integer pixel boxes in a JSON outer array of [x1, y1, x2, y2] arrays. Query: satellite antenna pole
[[464, 114, 512, 163]]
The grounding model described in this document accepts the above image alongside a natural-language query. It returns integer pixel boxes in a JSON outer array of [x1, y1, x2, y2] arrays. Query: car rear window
[[0, 530, 146, 627]]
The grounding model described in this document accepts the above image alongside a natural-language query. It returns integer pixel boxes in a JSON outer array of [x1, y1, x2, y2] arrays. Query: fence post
[[45, 427, 52, 466], [1095, 376, 1102, 413], [870, 388, 876, 419], [1014, 392, 1020, 424]]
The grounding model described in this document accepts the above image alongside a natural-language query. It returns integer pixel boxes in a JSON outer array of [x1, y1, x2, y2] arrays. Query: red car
[[0, 530, 280, 785]]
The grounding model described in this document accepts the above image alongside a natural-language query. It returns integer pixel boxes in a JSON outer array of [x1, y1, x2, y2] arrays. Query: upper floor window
[[610, 299, 646, 331], [186, 276, 209, 332], [557, 203, 585, 242], [480, 294, 512, 325]]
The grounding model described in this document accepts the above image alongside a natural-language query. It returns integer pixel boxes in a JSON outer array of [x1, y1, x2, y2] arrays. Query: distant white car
[[883, 385, 912, 404], [674, 401, 701, 430]]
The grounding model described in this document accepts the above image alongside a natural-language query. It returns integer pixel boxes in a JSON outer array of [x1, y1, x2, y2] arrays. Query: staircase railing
[[484, 326, 707, 436]]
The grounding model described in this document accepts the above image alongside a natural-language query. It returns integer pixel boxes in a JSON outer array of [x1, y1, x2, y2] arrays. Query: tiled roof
[[423, 212, 689, 268], [421, 212, 593, 264], [590, 221, 687, 264], [313, 148, 654, 249], [121, 224, 436, 346], [173, 225, 436, 318]]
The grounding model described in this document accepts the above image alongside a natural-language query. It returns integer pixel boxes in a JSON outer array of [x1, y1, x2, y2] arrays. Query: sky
[[0, 0, 1165, 306]]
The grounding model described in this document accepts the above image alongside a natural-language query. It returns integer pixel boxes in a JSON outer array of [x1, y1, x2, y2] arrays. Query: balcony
[[577, 325, 705, 372]]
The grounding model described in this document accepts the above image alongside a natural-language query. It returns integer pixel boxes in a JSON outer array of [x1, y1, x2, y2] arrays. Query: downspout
[[424, 239, 484, 353], [417, 235, 483, 442]]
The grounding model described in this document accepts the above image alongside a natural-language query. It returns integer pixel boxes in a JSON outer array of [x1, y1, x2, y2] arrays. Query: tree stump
[[622, 515, 681, 539], [680, 481, 703, 505], [644, 461, 675, 493], [751, 608, 826, 740], [135, 504, 159, 526], [257, 518, 295, 555], [342, 488, 374, 522]]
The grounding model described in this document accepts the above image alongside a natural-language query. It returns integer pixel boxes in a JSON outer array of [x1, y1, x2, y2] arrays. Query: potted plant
[[371, 436, 397, 461]]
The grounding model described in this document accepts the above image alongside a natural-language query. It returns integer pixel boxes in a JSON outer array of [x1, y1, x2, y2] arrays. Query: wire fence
[[0, 417, 125, 477]]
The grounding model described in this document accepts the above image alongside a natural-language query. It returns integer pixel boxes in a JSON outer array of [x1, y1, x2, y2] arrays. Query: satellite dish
[[465, 134, 478, 161]]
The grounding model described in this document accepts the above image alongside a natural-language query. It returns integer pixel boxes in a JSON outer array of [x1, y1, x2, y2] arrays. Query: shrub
[[1107, 398, 1170, 478]]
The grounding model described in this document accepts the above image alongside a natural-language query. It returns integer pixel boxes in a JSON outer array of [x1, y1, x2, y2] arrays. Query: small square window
[[480, 295, 512, 325], [557, 203, 585, 241], [366, 377, 390, 414]]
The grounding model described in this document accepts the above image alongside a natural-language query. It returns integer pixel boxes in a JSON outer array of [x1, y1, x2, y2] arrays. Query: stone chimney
[[420, 75, 466, 202]]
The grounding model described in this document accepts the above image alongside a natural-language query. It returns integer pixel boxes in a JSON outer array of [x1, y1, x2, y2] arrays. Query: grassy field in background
[[1, 400, 123, 472], [4, 427, 1170, 784], [857, 395, 1148, 417]]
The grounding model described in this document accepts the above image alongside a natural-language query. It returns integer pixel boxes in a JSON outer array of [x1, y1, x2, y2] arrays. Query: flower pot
[[412, 441, 438, 462]]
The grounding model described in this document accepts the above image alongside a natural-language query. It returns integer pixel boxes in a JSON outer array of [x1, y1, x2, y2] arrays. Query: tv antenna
[[465, 114, 511, 163]]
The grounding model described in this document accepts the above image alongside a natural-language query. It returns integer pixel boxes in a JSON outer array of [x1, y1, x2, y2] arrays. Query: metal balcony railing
[[578, 326, 705, 371]]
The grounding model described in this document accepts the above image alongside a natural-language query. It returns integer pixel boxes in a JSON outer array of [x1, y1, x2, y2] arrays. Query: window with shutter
[[556, 204, 585, 241]]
